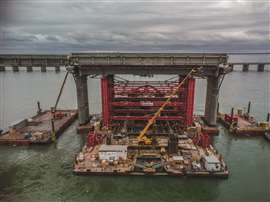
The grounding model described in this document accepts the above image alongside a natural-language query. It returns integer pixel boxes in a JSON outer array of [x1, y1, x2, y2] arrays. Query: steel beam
[[111, 101, 184, 107], [185, 78, 195, 126], [112, 116, 184, 121], [101, 75, 113, 127]]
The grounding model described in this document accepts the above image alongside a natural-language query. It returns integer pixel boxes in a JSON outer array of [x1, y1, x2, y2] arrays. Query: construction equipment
[[87, 131, 104, 147], [50, 72, 69, 142], [192, 122, 210, 148], [137, 69, 196, 145]]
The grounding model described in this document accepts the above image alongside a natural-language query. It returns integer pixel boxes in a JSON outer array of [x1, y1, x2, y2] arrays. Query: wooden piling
[[12, 66, 19, 72], [55, 66, 60, 73], [26, 66, 33, 72], [0, 66, 5, 72], [247, 101, 251, 114], [231, 108, 234, 119], [242, 64, 249, 72], [257, 64, 265, 72], [41, 65, 46, 72]]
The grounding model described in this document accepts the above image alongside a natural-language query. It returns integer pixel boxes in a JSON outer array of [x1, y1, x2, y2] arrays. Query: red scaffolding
[[101, 75, 195, 128]]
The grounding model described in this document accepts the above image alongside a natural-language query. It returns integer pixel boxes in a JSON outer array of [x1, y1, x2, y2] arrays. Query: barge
[[0, 109, 78, 145], [74, 121, 228, 178], [218, 103, 269, 136], [73, 71, 228, 178]]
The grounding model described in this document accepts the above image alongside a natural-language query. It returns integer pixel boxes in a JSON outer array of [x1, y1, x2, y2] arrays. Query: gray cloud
[[0, 0, 269, 53]]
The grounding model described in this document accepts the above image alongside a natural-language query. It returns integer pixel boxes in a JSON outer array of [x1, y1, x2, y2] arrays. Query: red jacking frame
[[101, 75, 113, 127], [185, 77, 195, 126], [101, 75, 195, 128]]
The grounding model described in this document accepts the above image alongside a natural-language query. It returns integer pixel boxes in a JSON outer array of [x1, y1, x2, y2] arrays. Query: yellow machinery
[[137, 69, 196, 145]]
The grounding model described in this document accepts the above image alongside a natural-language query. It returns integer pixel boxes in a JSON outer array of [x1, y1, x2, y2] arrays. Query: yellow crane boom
[[137, 69, 196, 144]]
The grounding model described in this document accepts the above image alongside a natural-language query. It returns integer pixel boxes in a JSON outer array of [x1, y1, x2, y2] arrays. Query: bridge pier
[[257, 64, 264, 72], [41, 65, 46, 72], [74, 74, 90, 125], [12, 65, 19, 72], [242, 64, 249, 72], [26, 66, 33, 72], [0, 66, 5, 72], [204, 76, 219, 126], [55, 66, 60, 72], [231, 64, 234, 71]]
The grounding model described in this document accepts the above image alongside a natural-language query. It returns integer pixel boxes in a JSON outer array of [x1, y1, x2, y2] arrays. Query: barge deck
[[218, 112, 269, 136], [74, 122, 228, 178], [0, 109, 78, 145]]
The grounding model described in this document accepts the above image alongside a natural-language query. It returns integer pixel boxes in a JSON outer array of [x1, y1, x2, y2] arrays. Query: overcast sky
[[0, 0, 269, 53]]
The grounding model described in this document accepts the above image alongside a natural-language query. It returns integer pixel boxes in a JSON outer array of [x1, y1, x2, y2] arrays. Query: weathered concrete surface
[[74, 75, 90, 125], [205, 76, 220, 126]]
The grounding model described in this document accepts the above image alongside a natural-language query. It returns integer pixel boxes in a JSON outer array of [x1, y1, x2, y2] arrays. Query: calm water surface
[[0, 60, 269, 202]]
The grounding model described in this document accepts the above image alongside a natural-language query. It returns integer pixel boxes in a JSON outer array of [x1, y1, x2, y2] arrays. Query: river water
[[0, 55, 269, 202]]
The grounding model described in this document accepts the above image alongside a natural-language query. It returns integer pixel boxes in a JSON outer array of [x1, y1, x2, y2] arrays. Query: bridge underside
[[68, 53, 230, 126], [0, 52, 231, 126]]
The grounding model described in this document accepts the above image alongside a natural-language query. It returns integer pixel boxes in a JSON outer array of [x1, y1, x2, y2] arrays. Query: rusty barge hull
[[73, 170, 229, 178], [0, 109, 78, 146]]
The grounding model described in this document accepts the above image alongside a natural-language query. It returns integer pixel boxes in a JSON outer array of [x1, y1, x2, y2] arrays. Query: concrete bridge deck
[[0, 52, 231, 127]]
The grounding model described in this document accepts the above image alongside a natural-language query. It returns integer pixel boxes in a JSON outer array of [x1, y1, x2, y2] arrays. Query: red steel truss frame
[[101, 75, 195, 128]]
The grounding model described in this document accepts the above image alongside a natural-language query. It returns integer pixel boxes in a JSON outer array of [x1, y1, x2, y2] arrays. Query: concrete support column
[[0, 66, 5, 72], [41, 65, 46, 72], [242, 64, 249, 72], [74, 75, 89, 125], [55, 66, 60, 73], [257, 64, 265, 72], [204, 76, 220, 126], [26, 66, 33, 72], [12, 66, 19, 72]]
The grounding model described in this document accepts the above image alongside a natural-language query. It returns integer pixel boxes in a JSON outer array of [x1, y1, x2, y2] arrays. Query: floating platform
[[73, 129, 229, 178], [218, 112, 269, 136], [0, 109, 78, 146]]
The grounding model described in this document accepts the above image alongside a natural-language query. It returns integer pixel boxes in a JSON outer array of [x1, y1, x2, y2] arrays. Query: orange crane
[[137, 69, 196, 145]]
